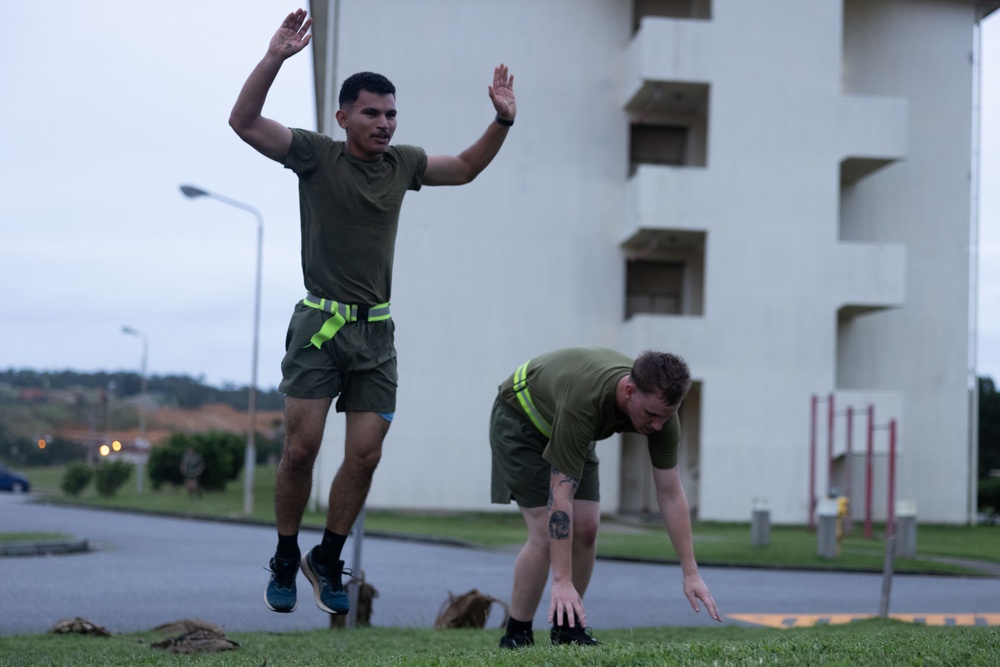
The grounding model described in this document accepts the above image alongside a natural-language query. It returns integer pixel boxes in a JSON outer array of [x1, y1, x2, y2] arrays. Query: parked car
[[0, 463, 31, 492]]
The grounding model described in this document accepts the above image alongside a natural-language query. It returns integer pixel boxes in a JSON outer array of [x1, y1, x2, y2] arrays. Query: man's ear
[[335, 108, 348, 129], [623, 378, 637, 398]]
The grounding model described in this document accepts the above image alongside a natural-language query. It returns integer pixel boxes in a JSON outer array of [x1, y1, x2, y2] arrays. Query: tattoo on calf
[[548, 511, 571, 539]]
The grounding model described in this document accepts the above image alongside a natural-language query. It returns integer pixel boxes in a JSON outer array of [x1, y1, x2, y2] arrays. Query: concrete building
[[304, 0, 994, 525]]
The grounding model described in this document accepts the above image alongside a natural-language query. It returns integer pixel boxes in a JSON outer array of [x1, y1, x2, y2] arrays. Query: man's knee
[[344, 440, 383, 477], [575, 526, 598, 549], [344, 412, 389, 475], [574, 515, 600, 548], [345, 445, 382, 475], [281, 433, 322, 471], [282, 396, 332, 471]]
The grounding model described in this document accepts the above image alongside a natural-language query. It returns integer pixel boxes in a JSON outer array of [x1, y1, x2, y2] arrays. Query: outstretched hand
[[684, 573, 722, 622], [489, 64, 516, 121], [548, 579, 586, 629], [268, 9, 312, 60]]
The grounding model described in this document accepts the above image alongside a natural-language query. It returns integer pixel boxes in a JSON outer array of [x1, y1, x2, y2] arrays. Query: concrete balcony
[[833, 242, 907, 316], [624, 18, 715, 109], [618, 313, 708, 359], [838, 94, 908, 183], [622, 165, 714, 240]]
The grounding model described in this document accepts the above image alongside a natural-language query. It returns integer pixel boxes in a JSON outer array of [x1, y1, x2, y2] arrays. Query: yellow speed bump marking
[[726, 613, 1000, 628]]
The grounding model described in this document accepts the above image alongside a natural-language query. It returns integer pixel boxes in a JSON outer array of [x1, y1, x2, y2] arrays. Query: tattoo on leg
[[549, 511, 571, 539]]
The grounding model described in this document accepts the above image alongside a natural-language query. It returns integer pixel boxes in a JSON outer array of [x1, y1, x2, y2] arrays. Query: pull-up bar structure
[[809, 394, 898, 538]]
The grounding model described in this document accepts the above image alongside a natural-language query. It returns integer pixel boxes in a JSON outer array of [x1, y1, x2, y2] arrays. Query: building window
[[626, 82, 709, 173], [622, 229, 706, 319], [626, 260, 684, 317], [630, 125, 688, 169], [633, 0, 713, 33]]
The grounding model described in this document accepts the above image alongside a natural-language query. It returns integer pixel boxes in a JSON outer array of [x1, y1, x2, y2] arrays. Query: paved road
[[2, 493, 998, 637]]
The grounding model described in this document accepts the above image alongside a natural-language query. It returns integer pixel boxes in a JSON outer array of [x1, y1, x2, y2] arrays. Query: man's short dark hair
[[631, 351, 691, 405], [339, 72, 396, 108]]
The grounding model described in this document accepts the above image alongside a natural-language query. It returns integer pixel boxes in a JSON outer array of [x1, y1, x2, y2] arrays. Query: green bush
[[147, 436, 186, 490], [93, 460, 133, 498], [60, 463, 93, 496], [979, 476, 1000, 521], [148, 431, 245, 492], [0, 434, 86, 467], [195, 431, 244, 491]]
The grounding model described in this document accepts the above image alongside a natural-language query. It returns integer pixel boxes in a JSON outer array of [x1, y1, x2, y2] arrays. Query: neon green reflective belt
[[512, 360, 552, 438], [301, 293, 391, 349]]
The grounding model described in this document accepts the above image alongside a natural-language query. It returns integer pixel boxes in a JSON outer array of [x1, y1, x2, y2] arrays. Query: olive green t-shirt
[[499, 346, 680, 479], [284, 129, 427, 305]]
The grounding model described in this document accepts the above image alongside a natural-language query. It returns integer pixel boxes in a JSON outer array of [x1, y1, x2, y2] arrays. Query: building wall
[[307, 0, 979, 524]]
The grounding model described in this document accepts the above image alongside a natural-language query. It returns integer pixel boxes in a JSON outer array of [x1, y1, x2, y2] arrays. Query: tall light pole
[[122, 325, 149, 494], [180, 184, 263, 516]]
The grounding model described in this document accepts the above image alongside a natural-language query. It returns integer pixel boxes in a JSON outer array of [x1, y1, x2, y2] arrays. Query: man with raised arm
[[229, 8, 516, 616], [489, 347, 720, 647]]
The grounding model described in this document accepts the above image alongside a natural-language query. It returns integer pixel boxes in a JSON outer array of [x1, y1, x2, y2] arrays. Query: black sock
[[506, 616, 532, 635], [276, 533, 300, 561], [316, 529, 348, 565]]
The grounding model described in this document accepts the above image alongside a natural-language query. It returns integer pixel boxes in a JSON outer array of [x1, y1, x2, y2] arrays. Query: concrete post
[[817, 498, 838, 559], [895, 500, 917, 558], [751, 497, 770, 547]]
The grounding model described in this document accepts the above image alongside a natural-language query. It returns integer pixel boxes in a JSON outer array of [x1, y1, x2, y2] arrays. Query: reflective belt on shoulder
[[301, 293, 391, 349], [512, 360, 552, 438]]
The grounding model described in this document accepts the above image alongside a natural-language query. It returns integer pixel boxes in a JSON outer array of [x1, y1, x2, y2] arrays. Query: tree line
[[0, 368, 284, 411], [979, 376, 1000, 519]]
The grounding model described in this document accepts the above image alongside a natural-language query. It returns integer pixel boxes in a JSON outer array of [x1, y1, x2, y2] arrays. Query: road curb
[[0, 539, 89, 557]]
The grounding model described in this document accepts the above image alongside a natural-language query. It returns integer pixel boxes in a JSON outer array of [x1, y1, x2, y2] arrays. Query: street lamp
[[121, 326, 149, 443], [122, 325, 149, 494], [180, 183, 263, 516]]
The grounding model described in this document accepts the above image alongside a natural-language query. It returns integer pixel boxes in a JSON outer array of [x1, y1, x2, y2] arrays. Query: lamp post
[[179, 184, 263, 516], [122, 325, 149, 494]]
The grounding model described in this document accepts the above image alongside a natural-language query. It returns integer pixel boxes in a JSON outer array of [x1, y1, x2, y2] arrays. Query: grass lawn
[[2, 621, 998, 666], [0, 532, 68, 543], [16, 464, 1000, 576], [7, 466, 1000, 664]]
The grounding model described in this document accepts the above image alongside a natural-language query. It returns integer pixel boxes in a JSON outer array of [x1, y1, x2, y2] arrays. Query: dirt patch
[[56, 403, 283, 447], [150, 403, 282, 435]]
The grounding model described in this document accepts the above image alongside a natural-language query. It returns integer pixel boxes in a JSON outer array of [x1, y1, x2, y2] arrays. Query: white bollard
[[751, 497, 770, 547], [895, 500, 918, 558], [817, 498, 838, 559]]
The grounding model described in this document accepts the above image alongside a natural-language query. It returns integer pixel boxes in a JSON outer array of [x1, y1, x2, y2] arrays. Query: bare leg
[[509, 500, 600, 624], [571, 500, 600, 599], [325, 411, 390, 534], [509, 505, 551, 622], [275, 396, 332, 535]]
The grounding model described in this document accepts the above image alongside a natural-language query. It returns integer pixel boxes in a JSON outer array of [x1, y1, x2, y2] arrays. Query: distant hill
[[0, 369, 283, 411], [0, 369, 285, 463]]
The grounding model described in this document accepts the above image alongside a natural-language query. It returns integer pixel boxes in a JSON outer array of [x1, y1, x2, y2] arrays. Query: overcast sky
[[1, 3, 998, 391]]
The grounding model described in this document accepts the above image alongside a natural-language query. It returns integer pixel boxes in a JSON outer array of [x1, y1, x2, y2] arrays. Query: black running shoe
[[551, 624, 600, 646], [499, 628, 535, 649]]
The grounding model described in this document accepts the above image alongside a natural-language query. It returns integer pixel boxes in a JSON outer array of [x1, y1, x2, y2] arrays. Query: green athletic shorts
[[278, 300, 397, 413], [489, 394, 599, 507]]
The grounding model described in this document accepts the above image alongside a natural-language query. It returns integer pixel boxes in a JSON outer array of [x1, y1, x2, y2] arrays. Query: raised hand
[[489, 64, 516, 121], [268, 9, 312, 60]]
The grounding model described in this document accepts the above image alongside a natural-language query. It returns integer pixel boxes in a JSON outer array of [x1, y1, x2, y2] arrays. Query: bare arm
[[229, 9, 312, 162], [423, 64, 517, 186], [653, 466, 722, 622], [546, 467, 586, 629]]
